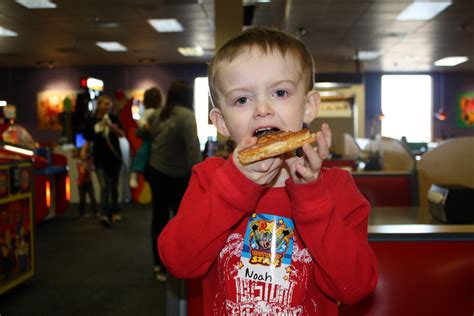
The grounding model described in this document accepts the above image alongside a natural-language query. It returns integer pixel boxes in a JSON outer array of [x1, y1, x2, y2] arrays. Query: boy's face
[[210, 48, 320, 145]]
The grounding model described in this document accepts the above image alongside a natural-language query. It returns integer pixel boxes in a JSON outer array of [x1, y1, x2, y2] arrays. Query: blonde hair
[[208, 27, 315, 108]]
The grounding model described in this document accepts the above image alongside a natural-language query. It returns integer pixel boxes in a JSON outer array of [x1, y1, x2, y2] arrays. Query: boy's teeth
[[254, 127, 280, 137]]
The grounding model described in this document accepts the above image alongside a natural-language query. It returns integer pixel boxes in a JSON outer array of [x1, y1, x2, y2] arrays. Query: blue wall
[[0, 64, 207, 142], [0, 65, 473, 143]]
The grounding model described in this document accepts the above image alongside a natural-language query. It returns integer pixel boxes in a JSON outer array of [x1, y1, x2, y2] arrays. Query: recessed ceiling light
[[178, 46, 204, 57], [0, 26, 18, 37], [96, 22, 120, 28], [148, 19, 184, 32], [396, 1, 452, 21], [355, 51, 382, 61], [0, 100, 7, 107], [15, 0, 57, 9], [96, 42, 127, 52], [434, 56, 468, 67]]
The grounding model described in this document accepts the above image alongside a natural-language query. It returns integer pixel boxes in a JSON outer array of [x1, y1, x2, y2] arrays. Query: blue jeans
[[95, 165, 121, 218]]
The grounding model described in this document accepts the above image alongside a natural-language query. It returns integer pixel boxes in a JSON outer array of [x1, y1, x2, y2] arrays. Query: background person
[[129, 87, 163, 188], [72, 147, 97, 218], [82, 95, 125, 227], [140, 80, 201, 281]]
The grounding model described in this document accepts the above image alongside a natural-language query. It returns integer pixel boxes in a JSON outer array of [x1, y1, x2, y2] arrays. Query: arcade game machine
[[0, 104, 68, 223], [0, 145, 35, 294]]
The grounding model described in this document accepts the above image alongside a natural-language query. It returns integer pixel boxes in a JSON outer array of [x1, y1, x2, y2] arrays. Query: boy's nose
[[253, 99, 273, 118]]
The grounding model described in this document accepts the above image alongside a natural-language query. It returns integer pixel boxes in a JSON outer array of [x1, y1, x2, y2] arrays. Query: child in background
[[158, 27, 378, 315], [129, 87, 162, 188], [73, 147, 97, 218]]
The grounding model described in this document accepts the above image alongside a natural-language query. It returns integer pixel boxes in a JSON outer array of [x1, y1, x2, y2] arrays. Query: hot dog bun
[[238, 128, 317, 165]]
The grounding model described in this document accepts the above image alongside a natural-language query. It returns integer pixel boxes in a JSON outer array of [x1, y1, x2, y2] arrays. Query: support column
[[215, 0, 243, 51]]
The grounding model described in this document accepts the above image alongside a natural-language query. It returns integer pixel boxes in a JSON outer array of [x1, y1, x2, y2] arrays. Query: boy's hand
[[286, 123, 332, 184], [233, 137, 283, 186]]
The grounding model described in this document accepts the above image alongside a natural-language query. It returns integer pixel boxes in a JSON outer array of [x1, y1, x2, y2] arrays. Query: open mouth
[[253, 127, 280, 138]]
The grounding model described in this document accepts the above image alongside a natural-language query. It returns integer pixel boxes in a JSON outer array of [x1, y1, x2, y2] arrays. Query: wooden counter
[[368, 207, 474, 239]]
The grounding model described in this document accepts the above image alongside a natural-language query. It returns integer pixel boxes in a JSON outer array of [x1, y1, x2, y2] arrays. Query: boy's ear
[[303, 90, 321, 124], [209, 108, 231, 137]]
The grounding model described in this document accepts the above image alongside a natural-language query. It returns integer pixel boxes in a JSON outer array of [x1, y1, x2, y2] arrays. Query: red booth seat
[[340, 240, 473, 316], [353, 174, 414, 206]]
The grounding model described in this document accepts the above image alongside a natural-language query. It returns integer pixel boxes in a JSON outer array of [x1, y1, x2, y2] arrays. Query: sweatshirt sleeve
[[158, 157, 266, 279], [285, 169, 378, 305]]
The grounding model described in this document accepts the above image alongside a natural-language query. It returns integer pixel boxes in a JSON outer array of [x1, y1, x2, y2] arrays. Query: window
[[194, 77, 217, 151], [381, 75, 432, 142]]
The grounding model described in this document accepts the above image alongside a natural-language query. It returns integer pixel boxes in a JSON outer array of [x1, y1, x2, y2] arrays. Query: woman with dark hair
[[129, 87, 163, 188], [141, 80, 201, 281]]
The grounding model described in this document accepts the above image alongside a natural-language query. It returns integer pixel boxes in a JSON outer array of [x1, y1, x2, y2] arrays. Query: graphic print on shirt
[[237, 213, 295, 288], [216, 217, 316, 315]]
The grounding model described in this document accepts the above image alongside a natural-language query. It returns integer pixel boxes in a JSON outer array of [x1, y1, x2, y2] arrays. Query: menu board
[[318, 101, 352, 118]]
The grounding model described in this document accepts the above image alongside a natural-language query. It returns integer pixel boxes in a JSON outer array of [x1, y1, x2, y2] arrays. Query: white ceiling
[[0, 0, 473, 72]]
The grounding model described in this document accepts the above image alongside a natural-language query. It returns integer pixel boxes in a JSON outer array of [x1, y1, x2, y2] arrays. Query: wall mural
[[37, 90, 78, 131], [458, 92, 474, 128]]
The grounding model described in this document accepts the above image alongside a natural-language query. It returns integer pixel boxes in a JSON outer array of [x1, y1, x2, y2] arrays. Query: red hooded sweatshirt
[[159, 157, 378, 315]]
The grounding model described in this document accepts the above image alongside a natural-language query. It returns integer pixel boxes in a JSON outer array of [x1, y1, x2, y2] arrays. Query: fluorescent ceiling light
[[396, 1, 452, 21], [15, 0, 57, 9], [319, 91, 342, 97], [0, 100, 7, 106], [434, 56, 468, 67], [0, 26, 18, 37], [315, 82, 351, 89], [178, 46, 204, 57], [96, 42, 127, 52], [243, 0, 271, 3], [148, 19, 184, 32], [356, 50, 382, 61]]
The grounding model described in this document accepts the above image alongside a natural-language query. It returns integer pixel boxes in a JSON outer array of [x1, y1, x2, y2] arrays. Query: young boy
[[158, 27, 378, 315], [72, 147, 97, 218]]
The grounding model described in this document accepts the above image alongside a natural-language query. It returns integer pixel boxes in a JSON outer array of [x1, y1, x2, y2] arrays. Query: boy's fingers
[[316, 131, 330, 160], [301, 144, 321, 172], [295, 162, 316, 182], [321, 123, 332, 149]]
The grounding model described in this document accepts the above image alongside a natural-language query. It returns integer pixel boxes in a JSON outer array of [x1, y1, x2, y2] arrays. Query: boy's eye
[[235, 97, 249, 105], [274, 90, 288, 98]]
